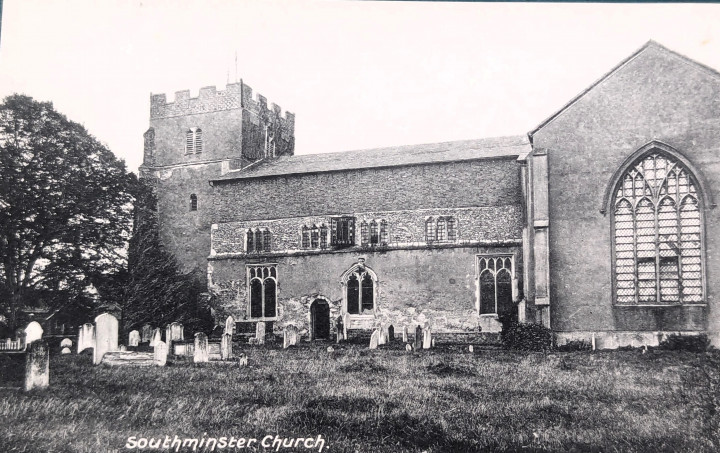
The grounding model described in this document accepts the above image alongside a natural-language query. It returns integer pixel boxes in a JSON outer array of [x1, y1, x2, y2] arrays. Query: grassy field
[[0, 343, 719, 453]]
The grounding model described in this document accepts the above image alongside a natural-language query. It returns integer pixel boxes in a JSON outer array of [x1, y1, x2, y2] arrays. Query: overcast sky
[[1, 1, 720, 173]]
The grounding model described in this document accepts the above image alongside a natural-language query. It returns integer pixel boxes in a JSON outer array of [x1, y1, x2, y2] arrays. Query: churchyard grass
[[0, 344, 718, 452]]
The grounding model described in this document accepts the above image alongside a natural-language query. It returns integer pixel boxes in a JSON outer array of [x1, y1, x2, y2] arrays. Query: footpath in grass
[[0, 343, 718, 453]]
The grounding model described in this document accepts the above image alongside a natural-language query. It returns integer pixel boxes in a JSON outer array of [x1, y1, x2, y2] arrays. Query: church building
[[140, 42, 720, 348]]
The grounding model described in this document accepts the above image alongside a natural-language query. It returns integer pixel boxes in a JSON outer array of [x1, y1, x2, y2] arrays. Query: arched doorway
[[310, 299, 330, 340]]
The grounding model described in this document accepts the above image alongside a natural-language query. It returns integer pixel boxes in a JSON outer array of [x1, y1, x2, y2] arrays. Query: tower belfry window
[[185, 128, 203, 154]]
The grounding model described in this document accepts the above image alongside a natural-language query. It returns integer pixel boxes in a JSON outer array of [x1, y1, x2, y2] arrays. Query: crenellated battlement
[[149, 82, 295, 132]]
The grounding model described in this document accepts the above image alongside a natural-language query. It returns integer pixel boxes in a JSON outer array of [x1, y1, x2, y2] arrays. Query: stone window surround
[[245, 228, 272, 253], [339, 258, 378, 317], [246, 264, 278, 321], [185, 127, 203, 155], [425, 215, 458, 243], [475, 253, 516, 317]]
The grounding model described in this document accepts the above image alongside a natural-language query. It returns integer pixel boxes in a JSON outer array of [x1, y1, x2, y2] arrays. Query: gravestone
[[402, 326, 408, 343], [167, 322, 184, 342], [423, 328, 432, 350], [119, 345, 127, 352], [224, 316, 235, 336], [154, 340, 168, 366], [77, 323, 94, 353], [406, 344, 412, 351], [221, 333, 233, 360], [61, 347, 71, 354], [388, 325, 395, 342], [60, 338, 72, 348], [24, 321, 43, 345], [335, 316, 344, 343], [283, 325, 299, 349], [255, 322, 266, 345], [378, 326, 387, 346], [343, 313, 351, 340], [128, 330, 140, 347], [369, 329, 380, 350], [194, 333, 209, 363], [24, 340, 49, 391], [431, 338, 436, 348], [94, 313, 119, 365], [150, 328, 161, 347], [141, 324, 153, 343], [414, 325, 423, 350], [327, 346, 334, 353], [469, 345, 474, 353], [238, 353, 248, 367]]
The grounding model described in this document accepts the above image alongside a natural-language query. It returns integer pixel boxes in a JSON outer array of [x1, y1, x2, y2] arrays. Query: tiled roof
[[212, 135, 530, 182]]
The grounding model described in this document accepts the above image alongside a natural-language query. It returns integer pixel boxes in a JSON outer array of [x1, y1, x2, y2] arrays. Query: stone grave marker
[[60, 338, 72, 348], [283, 325, 299, 349], [221, 333, 233, 360], [128, 330, 140, 347], [61, 347, 71, 354], [167, 322, 184, 342], [343, 313, 351, 340], [402, 326, 408, 343], [378, 326, 387, 346], [224, 316, 235, 335], [327, 346, 334, 353], [194, 333, 209, 363], [24, 321, 43, 345], [469, 345, 474, 353], [369, 329, 380, 350], [94, 313, 119, 365], [119, 345, 127, 352], [150, 328, 161, 347], [77, 323, 94, 353], [255, 322, 266, 345], [141, 324, 153, 343], [406, 344, 412, 351], [238, 353, 248, 367], [423, 328, 432, 350], [155, 340, 168, 366], [414, 325, 423, 350], [388, 325, 395, 342], [24, 340, 49, 391]]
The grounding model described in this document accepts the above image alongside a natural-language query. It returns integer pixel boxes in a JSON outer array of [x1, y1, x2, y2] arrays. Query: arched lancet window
[[248, 265, 277, 319], [301, 226, 310, 249], [612, 152, 704, 305], [436, 218, 447, 242], [311, 225, 319, 249], [262, 229, 271, 252], [478, 256, 514, 315], [246, 230, 255, 253], [254, 228, 263, 252], [425, 218, 435, 242], [190, 194, 197, 211], [341, 261, 377, 315], [246, 228, 272, 253], [379, 220, 388, 245], [447, 217, 457, 241], [194, 128, 202, 153], [369, 220, 379, 244], [319, 224, 328, 249]]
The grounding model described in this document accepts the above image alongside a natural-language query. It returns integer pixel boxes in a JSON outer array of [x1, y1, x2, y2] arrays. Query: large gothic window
[[478, 256, 514, 315], [612, 153, 703, 305]]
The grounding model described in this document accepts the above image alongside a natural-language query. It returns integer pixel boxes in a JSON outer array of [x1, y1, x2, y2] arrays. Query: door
[[311, 299, 330, 340]]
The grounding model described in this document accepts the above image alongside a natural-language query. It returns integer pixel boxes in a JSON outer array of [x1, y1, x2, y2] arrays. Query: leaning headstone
[[388, 325, 395, 342], [60, 338, 72, 348], [93, 313, 119, 365], [406, 344, 412, 351], [221, 333, 233, 360], [194, 333, 209, 363], [423, 328, 432, 350], [414, 325, 423, 350], [150, 328, 161, 347], [128, 330, 140, 347], [24, 321, 43, 345], [402, 326, 408, 343], [238, 353, 248, 367], [140, 324, 153, 343], [167, 322, 184, 342], [255, 322, 266, 345], [24, 340, 49, 391], [61, 347, 71, 355], [154, 340, 168, 366], [224, 316, 235, 336], [283, 325, 299, 349], [369, 329, 380, 350], [77, 323, 94, 353]]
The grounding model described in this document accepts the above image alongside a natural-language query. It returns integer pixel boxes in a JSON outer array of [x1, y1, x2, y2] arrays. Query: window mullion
[[655, 203, 661, 304]]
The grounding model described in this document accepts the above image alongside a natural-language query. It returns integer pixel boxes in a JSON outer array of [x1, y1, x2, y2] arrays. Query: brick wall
[[212, 205, 523, 255], [212, 158, 522, 223]]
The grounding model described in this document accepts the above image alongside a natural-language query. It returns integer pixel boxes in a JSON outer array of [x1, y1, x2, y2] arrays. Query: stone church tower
[[139, 82, 295, 279]]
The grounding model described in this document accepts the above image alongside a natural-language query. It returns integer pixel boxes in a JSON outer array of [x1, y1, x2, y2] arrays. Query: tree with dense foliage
[[123, 179, 212, 334], [0, 94, 135, 331]]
